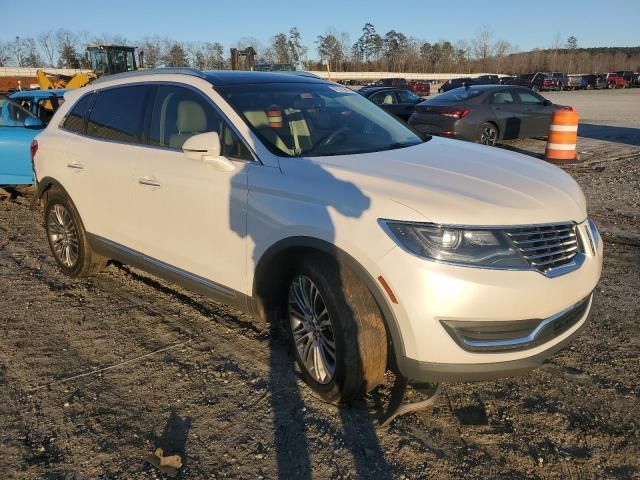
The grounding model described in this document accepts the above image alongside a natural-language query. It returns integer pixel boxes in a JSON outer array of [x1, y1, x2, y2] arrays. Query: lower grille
[[441, 294, 592, 353], [505, 223, 581, 274]]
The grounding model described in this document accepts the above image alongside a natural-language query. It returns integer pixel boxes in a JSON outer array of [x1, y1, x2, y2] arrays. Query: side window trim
[[58, 81, 259, 163]]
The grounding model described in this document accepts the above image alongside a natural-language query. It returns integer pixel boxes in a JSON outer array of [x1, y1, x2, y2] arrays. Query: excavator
[[36, 44, 139, 90]]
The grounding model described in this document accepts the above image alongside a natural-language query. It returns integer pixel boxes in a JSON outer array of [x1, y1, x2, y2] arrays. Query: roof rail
[[91, 67, 206, 85]]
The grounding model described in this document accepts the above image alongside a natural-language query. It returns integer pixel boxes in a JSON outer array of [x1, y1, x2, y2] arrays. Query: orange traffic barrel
[[545, 108, 579, 162]]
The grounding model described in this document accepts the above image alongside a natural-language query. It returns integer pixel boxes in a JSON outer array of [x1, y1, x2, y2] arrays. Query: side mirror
[[24, 117, 44, 129], [182, 131, 235, 172], [543, 99, 553, 106]]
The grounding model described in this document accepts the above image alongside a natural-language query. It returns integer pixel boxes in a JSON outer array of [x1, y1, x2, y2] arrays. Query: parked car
[[505, 73, 559, 92], [566, 75, 587, 90], [409, 85, 563, 145], [438, 77, 473, 93], [0, 95, 45, 186], [9, 89, 66, 124], [545, 72, 569, 90], [408, 80, 431, 97], [32, 69, 602, 403], [615, 71, 637, 87], [473, 74, 500, 85], [373, 78, 409, 89], [359, 87, 426, 121], [499, 76, 516, 85], [582, 73, 607, 90], [604, 73, 630, 89]]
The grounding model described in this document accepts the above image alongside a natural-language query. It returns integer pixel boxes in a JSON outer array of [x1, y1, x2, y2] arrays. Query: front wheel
[[478, 123, 498, 146], [44, 189, 106, 278], [285, 255, 387, 403]]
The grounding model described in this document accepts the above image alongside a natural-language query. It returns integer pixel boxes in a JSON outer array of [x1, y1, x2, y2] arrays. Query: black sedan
[[358, 87, 423, 121], [408, 85, 562, 146]]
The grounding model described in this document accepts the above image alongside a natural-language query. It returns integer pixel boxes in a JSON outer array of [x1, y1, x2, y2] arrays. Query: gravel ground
[[0, 90, 639, 479]]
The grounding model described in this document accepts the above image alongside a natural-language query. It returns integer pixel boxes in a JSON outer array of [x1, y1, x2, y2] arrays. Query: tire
[[44, 188, 106, 278], [284, 254, 387, 403], [478, 122, 498, 147]]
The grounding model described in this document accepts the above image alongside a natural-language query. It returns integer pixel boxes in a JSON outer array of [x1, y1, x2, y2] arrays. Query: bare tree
[[38, 31, 57, 67], [0, 41, 10, 66], [472, 26, 494, 68]]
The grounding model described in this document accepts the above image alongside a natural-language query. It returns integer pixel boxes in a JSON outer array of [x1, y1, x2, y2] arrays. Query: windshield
[[217, 82, 423, 157], [0, 97, 39, 127]]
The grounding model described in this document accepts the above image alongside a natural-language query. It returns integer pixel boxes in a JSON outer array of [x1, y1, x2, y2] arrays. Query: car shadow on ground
[[578, 124, 640, 146], [230, 159, 395, 478]]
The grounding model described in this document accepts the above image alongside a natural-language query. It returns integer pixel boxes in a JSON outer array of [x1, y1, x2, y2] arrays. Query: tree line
[[1, 26, 638, 75]]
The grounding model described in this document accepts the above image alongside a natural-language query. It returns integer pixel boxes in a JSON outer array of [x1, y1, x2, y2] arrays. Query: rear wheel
[[44, 189, 106, 278], [478, 123, 498, 146], [285, 254, 387, 403]]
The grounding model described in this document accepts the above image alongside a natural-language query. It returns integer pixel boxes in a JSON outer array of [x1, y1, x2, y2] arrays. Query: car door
[[515, 90, 554, 138], [63, 85, 149, 248], [487, 89, 526, 139], [369, 90, 403, 118], [0, 98, 41, 185], [132, 84, 250, 294]]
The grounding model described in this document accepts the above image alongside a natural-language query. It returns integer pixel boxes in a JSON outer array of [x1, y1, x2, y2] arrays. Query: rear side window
[[62, 93, 93, 134], [87, 86, 148, 143]]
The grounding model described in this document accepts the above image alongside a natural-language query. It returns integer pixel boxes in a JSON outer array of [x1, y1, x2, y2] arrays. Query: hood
[[292, 137, 587, 227]]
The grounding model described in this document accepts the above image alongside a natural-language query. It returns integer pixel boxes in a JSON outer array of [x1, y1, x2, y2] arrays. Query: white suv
[[33, 69, 603, 402]]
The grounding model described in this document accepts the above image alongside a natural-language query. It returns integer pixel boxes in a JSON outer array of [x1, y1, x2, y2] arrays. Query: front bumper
[[376, 222, 603, 382]]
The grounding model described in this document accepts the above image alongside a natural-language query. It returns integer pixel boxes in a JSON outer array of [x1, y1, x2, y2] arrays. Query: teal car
[[0, 95, 46, 186]]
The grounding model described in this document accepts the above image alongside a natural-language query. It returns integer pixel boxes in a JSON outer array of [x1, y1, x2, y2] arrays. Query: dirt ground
[[0, 90, 639, 479]]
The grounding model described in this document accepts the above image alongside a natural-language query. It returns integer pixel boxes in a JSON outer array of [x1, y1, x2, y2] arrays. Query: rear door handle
[[67, 162, 83, 170], [138, 177, 161, 187]]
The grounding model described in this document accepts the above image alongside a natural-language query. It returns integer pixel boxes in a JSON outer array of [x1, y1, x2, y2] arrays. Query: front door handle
[[138, 178, 161, 187], [67, 162, 83, 170]]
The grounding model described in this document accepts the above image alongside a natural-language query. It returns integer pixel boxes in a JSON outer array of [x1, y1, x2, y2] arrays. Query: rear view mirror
[[24, 117, 44, 129], [182, 131, 235, 172]]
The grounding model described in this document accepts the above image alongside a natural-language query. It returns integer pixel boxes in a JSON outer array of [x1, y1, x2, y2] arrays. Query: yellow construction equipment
[[36, 44, 139, 90]]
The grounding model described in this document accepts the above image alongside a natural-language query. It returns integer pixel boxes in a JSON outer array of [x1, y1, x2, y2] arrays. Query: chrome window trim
[[57, 80, 261, 165], [378, 218, 588, 276]]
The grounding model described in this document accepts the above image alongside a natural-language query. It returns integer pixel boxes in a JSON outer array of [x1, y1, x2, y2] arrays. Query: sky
[[1, 0, 639, 57]]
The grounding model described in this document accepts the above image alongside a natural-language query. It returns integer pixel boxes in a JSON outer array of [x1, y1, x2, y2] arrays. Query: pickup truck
[[604, 73, 630, 89], [615, 71, 639, 87], [566, 75, 587, 90], [505, 72, 559, 92]]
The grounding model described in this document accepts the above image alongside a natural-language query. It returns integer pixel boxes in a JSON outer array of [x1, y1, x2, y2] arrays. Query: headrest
[[176, 100, 206, 133]]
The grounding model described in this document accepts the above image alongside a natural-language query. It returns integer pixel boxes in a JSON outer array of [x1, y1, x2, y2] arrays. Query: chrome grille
[[505, 223, 580, 273]]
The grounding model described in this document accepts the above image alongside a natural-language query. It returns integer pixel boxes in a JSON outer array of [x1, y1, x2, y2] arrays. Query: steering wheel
[[317, 127, 351, 148]]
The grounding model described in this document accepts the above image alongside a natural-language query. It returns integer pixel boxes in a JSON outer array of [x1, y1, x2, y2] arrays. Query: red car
[[604, 73, 631, 89], [409, 80, 431, 97]]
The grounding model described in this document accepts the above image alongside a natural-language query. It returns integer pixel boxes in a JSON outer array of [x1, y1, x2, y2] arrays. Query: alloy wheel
[[480, 126, 498, 146], [48, 204, 80, 268], [288, 275, 337, 384]]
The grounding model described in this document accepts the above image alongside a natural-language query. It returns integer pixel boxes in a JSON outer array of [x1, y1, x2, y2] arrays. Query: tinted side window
[[87, 86, 148, 143], [62, 93, 93, 134], [221, 125, 253, 161], [150, 85, 223, 149], [491, 91, 515, 104], [370, 91, 397, 105], [397, 90, 420, 103], [518, 91, 544, 105]]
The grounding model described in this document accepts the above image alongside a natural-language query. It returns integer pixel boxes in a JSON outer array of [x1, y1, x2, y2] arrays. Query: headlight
[[381, 221, 529, 268]]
